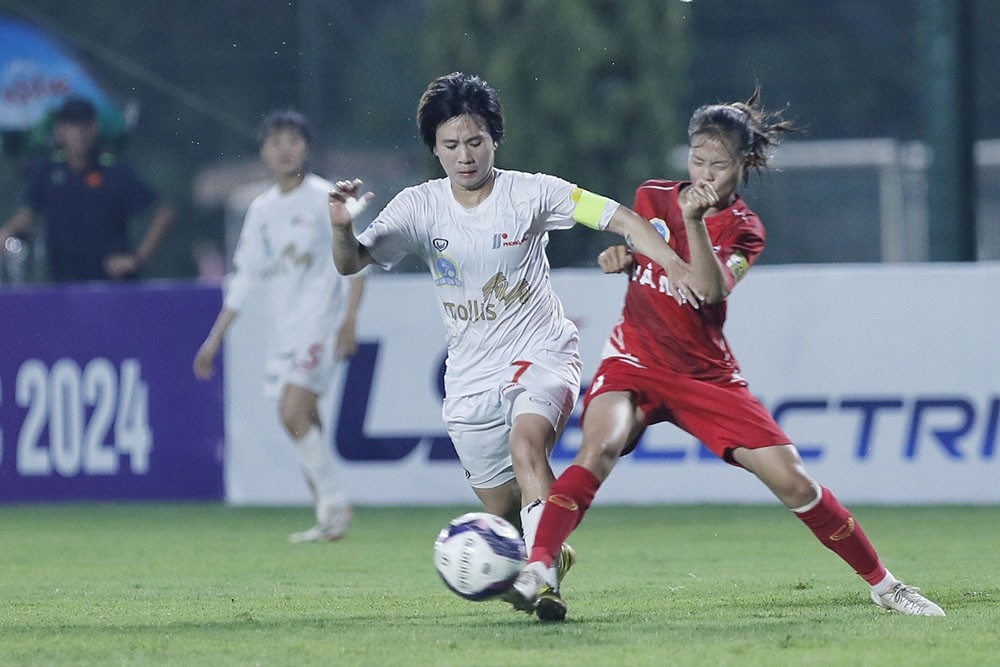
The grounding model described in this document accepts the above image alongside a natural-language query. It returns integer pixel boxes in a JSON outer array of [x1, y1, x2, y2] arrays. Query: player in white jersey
[[328, 72, 684, 618], [194, 110, 365, 542]]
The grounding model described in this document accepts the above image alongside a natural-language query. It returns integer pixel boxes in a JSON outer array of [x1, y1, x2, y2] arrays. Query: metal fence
[[668, 138, 998, 265], [4, 138, 999, 284]]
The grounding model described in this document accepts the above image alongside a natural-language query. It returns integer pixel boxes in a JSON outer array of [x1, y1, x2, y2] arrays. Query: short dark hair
[[416, 72, 504, 151], [258, 109, 311, 146], [53, 96, 97, 124]]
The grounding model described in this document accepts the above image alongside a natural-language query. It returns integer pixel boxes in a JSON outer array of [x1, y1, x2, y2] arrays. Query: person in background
[[328, 72, 687, 620], [194, 110, 365, 542], [503, 88, 946, 621], [0, 96, 173, 283]]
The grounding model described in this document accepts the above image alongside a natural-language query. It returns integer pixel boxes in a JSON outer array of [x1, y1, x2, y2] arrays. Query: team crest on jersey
[[434, 255, 462, 286], [433, 238, 449, 252], [650, 218, 670, 242], [260, 227, 274, 257]]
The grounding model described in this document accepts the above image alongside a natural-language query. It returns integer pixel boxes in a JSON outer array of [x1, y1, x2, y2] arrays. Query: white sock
[[871, 570, 899, 596], [520, 499, 544, 554], [292, 427, 343, 504], [790, 482, 824, 514], [519, 499, 559, 587]]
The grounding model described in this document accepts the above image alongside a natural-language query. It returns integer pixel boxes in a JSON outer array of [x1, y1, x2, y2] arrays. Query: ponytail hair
[[688, 86, 796, 182]]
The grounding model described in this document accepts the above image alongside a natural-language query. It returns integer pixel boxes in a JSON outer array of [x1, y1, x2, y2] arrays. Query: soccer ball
[[433, 512, 527, 601]]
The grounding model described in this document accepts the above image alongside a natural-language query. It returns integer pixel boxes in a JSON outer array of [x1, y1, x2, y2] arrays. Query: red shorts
[[582, 356, 791, 464]]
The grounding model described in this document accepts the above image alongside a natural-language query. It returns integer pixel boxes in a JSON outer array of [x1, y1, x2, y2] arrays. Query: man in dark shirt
[[0, 97, 173, 283]]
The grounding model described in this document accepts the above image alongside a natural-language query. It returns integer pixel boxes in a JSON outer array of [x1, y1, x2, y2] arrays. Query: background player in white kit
[[194, 110, 365, 542], [328, 72, 684, 618]]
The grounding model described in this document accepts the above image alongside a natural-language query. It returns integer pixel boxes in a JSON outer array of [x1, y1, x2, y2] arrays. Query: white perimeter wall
[[225, 262, 1000, 506]]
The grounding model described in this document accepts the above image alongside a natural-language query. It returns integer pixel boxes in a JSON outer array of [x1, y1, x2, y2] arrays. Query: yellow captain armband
[[726, 251, 750, 282], [571, 187, 614, 230]]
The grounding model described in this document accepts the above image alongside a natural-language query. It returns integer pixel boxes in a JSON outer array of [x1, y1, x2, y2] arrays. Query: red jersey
[[604, 179, 765, 384]]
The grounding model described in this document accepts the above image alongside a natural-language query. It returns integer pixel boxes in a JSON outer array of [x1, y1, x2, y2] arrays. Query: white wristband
[[345, 196, 369, 220]]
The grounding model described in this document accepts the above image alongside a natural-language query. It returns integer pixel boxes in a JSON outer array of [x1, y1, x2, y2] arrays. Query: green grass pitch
[[1, 503, 997, 666]]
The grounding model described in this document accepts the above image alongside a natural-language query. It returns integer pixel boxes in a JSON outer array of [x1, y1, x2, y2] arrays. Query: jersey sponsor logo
[[631, 261, 672, 296], [433, 255, 462, 286], [256, 242, 314, 279], [440, 272, 530, 322], [483, 271, 531, 306], [280, 244, 314, 269], [443, 299, 497, 322], [492, 232, 528, 249]]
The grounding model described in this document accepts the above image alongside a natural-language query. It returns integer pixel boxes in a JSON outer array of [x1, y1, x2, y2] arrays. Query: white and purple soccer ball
[[433, 512, 527, 601]]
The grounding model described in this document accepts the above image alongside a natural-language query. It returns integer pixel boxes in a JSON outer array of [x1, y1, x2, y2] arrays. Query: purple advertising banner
[[0, 281, 224, 502]]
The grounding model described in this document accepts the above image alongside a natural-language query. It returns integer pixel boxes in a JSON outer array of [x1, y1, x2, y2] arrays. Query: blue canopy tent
[[0, 16, 126, 156]]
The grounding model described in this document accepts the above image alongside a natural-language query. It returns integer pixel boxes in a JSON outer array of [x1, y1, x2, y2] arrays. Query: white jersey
[[225, 173, 357, 356], [358, 169, 581, 396]]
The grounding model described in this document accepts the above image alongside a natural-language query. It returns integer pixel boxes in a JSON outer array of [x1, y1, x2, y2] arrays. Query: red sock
[[529, 465, 601, 567], [795, 487, 886, 585]]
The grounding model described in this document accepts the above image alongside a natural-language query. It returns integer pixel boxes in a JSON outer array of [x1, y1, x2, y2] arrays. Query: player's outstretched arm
[[605, 205, 702, 308], [571, 187, 697, 307], [328, 179, 375, 275]]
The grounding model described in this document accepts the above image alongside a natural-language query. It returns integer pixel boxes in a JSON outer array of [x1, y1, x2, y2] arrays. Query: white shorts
[[442, 349, 581, 489], [262, 339, 336, 400]]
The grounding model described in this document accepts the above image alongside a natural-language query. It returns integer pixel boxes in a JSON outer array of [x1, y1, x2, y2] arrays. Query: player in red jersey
[[505, 89, 945, 621]]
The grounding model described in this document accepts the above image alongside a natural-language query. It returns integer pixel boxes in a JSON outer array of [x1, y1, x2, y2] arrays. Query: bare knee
[[576, 392, 642, 481], [575, 438, 623, 481], [508, 414, 557, 487], [278, 402, 313, 440], [734, 445, 820, 509], [768, 473, 820, 509], [279, 385, 319, 440]]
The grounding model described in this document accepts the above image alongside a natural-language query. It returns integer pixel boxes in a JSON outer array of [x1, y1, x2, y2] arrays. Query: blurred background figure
[[194, 110, 366, 542], [0, 96, 173, 283]]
